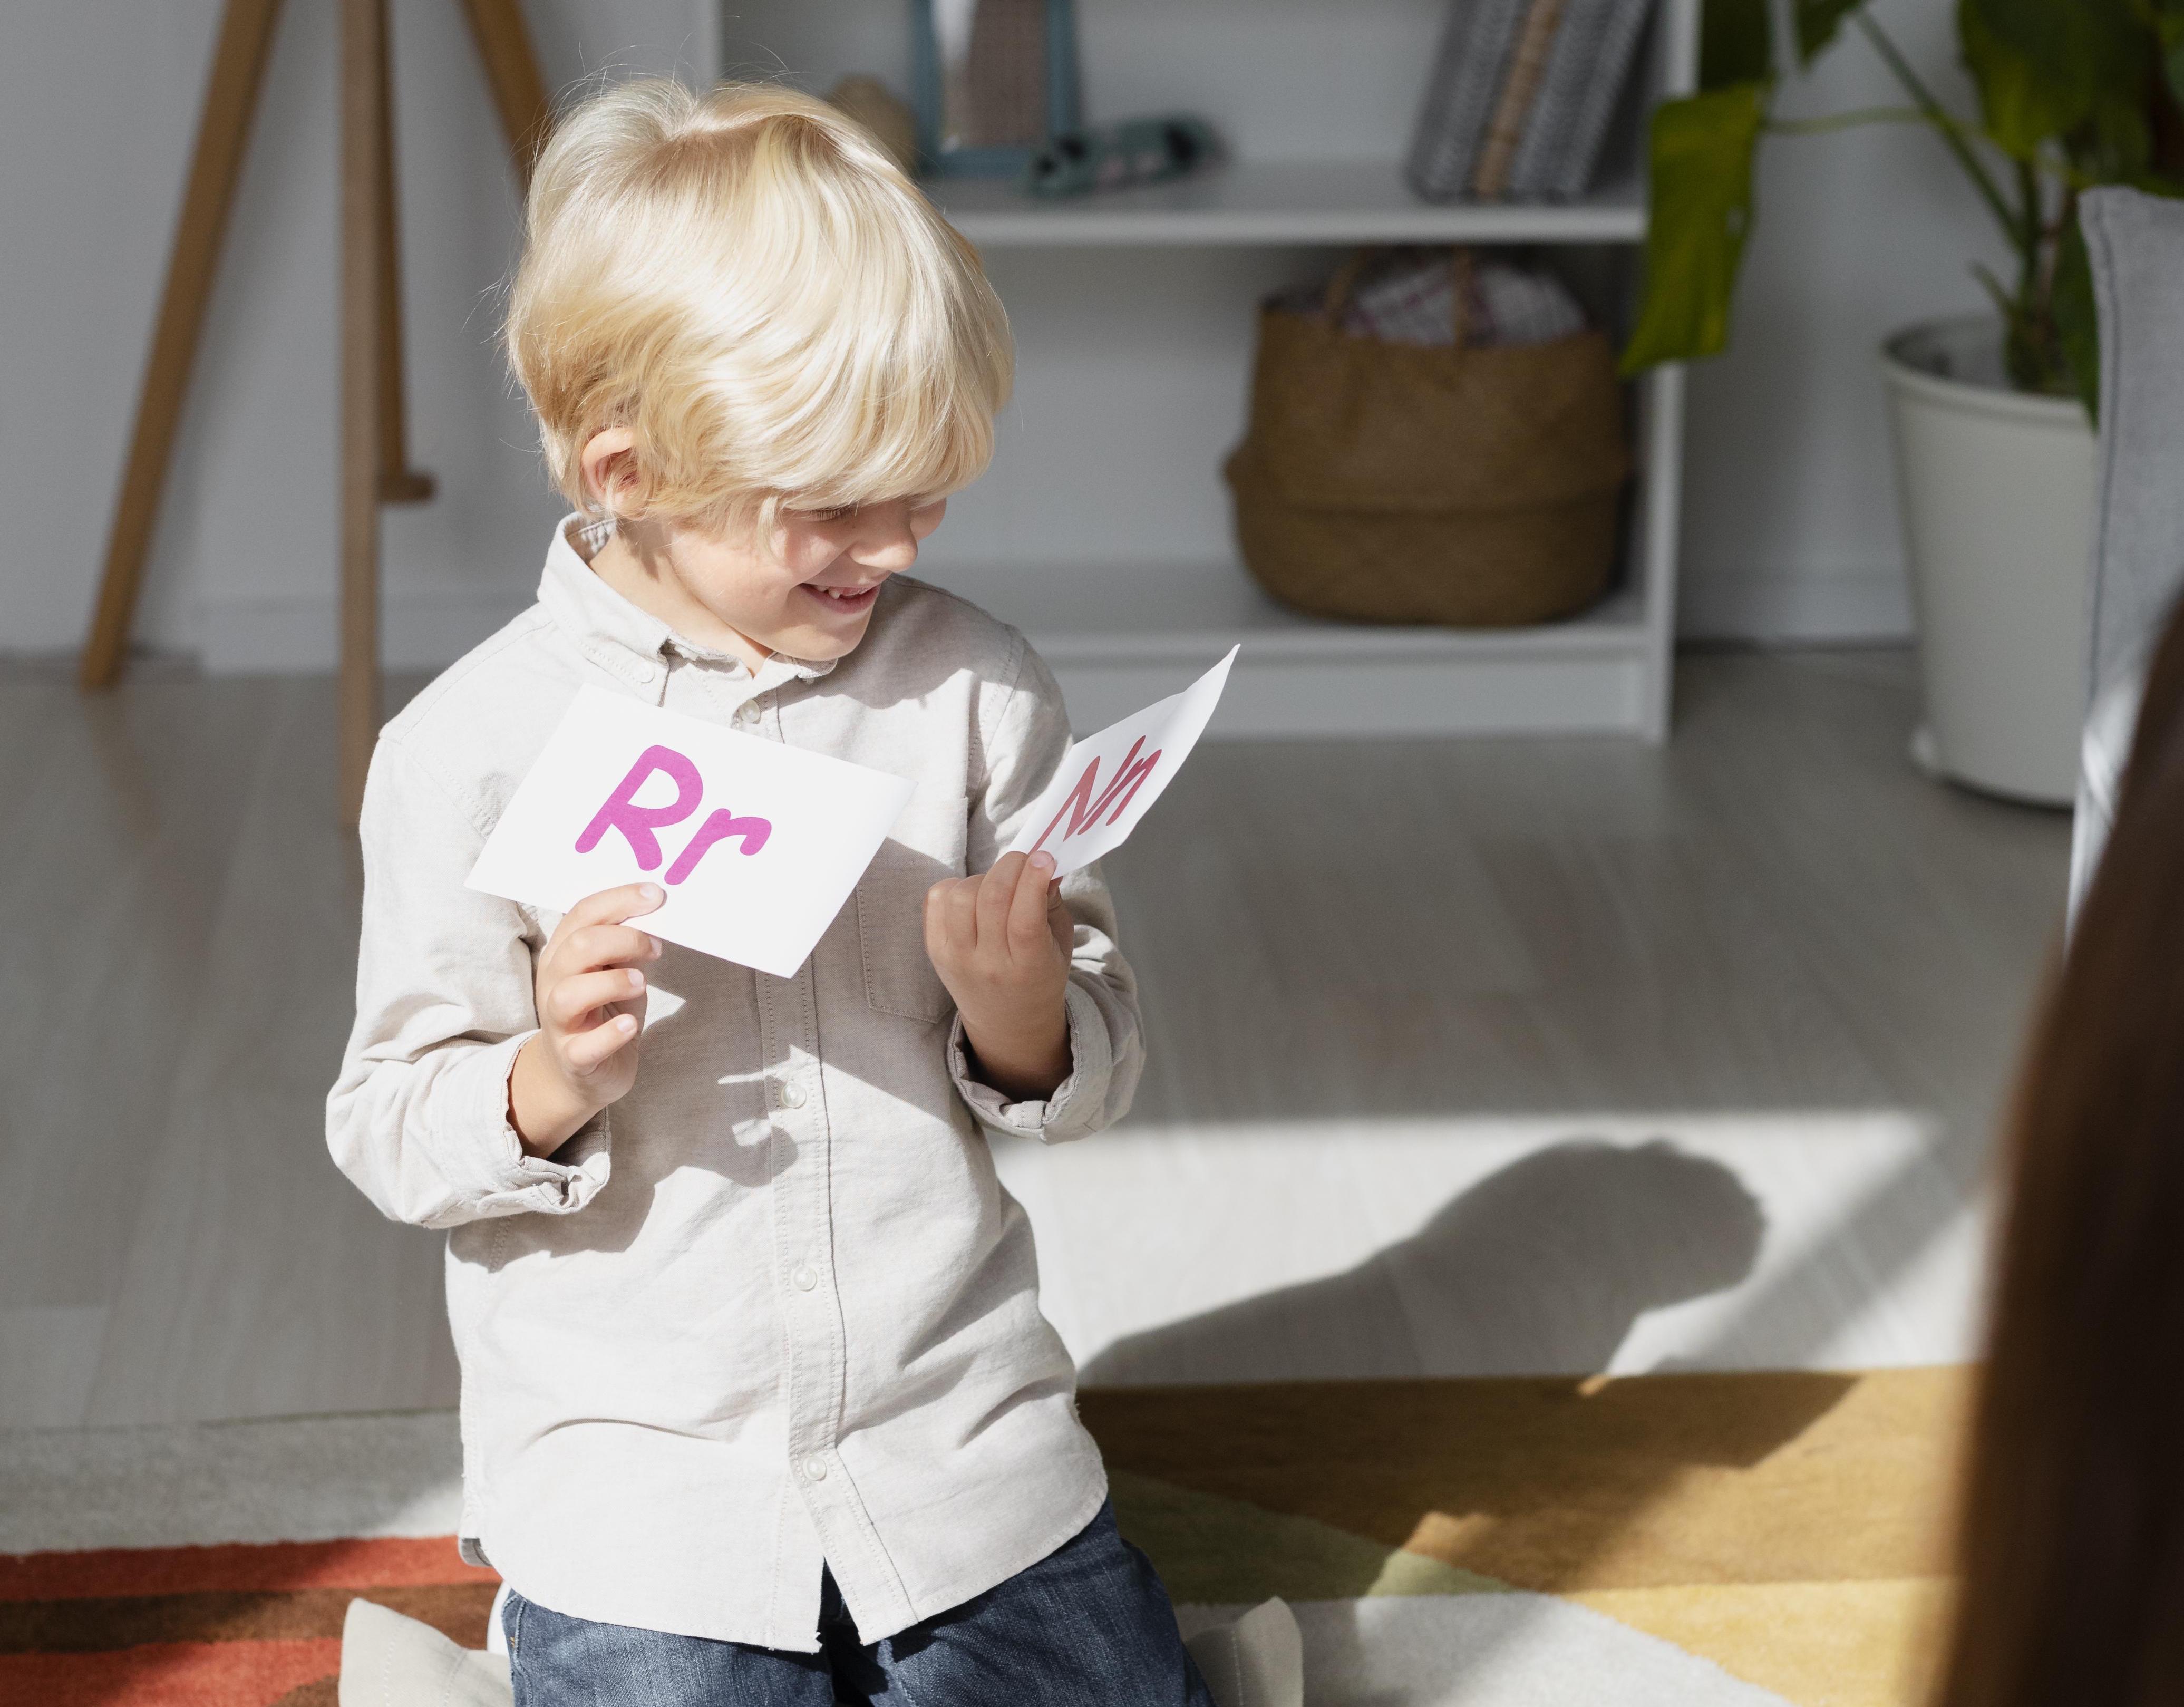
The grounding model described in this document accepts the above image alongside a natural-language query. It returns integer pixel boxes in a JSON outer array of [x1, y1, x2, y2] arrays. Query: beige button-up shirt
[[326, 521, 1141, 1650]]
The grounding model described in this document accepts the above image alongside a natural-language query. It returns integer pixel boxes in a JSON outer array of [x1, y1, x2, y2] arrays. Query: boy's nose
[[847, 502, 922, 570]]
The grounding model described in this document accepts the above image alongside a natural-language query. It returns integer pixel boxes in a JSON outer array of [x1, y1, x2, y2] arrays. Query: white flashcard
[[467, 687, 916, 977], [1007, 646, 1238, 876]]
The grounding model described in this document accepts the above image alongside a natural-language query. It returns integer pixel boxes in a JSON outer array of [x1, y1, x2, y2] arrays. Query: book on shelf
[[1471, 0, 1565, 199], [1407, 0, 1657, 206], [1403, 0, 1529, 202], [1506, 0, 1657, 200]]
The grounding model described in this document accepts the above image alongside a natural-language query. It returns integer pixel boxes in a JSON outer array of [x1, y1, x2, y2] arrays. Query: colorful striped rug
[[1, 1367, 1966, 1706], [1088, 1367, 1966, 1707], [0, 1536, 495, 1706]]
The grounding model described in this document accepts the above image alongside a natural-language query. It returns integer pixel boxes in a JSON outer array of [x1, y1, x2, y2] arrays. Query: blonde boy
[[327, 81, 1212, 1705]]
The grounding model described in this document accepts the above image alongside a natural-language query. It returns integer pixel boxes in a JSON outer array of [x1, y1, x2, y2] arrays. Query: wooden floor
[[0, 648, 2070, 1428]]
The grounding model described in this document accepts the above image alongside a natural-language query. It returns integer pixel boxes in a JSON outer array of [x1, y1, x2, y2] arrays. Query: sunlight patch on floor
[[989, 1110, 1975, 1382]]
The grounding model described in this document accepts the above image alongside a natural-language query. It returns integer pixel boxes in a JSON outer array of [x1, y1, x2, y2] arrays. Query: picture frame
[[909, 0, 1082, 178]]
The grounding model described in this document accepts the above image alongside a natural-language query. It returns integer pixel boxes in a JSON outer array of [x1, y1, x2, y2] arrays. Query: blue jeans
[[502, 1501, 1215, 1706]]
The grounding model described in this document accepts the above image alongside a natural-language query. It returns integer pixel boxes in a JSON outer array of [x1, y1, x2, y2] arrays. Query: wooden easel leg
[[377, 6, 435, 506], [80, 0, 286, 690], [458, 0, 555, 186], [339, 0, 387, 826]]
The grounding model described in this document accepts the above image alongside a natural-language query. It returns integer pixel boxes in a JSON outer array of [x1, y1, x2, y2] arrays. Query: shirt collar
[[536, 514, 838, 692]]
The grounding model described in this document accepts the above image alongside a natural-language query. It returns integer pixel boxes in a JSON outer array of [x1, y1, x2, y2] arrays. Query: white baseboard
[[197, 590, 533, 675], [1678, 565, 1915, 645]]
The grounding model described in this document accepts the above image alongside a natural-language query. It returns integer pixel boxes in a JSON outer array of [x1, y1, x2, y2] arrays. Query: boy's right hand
[[508, 882, 666, 1157]]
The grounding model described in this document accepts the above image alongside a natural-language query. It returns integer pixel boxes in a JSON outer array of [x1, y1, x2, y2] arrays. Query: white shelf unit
[[934, 159, 1650, 247], [720, 0, 1699, 740]]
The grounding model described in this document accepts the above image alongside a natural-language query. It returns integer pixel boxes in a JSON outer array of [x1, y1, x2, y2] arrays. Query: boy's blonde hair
[[507, 80, 1012, 528]]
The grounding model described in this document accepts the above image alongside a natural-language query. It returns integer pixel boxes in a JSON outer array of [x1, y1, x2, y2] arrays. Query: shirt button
[[803, 1457, 828, 1483], [777, 1082, 805, 1109], [735, 702, 761, 728], [792, 1264, 818, 1292]]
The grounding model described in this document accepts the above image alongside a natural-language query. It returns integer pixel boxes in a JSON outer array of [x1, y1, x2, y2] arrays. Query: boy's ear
[[578, 428, 642, 517]]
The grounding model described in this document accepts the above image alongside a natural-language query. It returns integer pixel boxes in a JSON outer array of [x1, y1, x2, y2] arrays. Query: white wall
[[1678, 0, 2013, 641], [1, 0, 2014, 664], [0, 0, 706, 668]]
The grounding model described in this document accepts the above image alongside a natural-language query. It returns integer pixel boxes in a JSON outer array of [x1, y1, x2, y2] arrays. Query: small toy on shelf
[[1024, 117, 1221, 198]]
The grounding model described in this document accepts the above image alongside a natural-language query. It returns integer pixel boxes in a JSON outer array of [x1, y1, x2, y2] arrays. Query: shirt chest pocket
[[856, 789, 970, 1024]]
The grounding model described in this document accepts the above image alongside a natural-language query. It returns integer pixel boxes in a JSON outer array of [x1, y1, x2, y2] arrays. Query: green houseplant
[[1623, 0, 2184, 405], [1622, 0, 2184, 804]]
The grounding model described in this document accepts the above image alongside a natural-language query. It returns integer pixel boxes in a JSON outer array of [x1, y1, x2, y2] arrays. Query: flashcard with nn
[[467, 687, 916, 978], [1008, 646, 1238, 876]]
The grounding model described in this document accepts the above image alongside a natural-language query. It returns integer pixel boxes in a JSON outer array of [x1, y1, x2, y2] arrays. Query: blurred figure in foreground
[[1937, 596, 2184, 1707]]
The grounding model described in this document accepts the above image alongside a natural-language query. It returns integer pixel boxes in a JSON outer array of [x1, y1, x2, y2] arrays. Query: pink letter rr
[[663, 809, 771, 884], [576, 744, 702, 870], [576, 744, 773, 882], [1028, 737, 1161, 857]]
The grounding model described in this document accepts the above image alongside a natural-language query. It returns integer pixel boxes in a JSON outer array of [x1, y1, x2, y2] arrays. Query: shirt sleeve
[[325, 734, 611, 1229], [948, 636, 1145, 1143]]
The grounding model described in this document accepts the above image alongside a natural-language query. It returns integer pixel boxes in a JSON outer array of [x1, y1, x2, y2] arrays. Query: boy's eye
[[794, 497, 940, 525]]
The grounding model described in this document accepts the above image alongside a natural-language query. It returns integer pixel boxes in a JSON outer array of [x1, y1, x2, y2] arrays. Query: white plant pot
[[1880, 316, 2096, 807]]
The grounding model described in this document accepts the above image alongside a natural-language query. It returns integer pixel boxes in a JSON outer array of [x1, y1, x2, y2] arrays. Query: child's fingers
[[1006, 851, 1056, 956], [1045, 879, 1074, 956], [561, 922, 663, 974], [558, 882, 666, 939], [547, 967, 647, 1029], [564, 1010, 641, 1076], [923, 877, 976, 966], [935, 876, 981, 949], [976, 852, 1026, 945]]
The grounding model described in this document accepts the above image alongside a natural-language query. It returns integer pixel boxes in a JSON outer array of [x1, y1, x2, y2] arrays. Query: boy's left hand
[[925, 850, 1074, 1102]]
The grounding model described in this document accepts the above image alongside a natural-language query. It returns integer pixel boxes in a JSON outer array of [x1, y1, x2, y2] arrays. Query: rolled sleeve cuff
[[445, 1031, 613, 1218], [947, 981, 1112, 1143]]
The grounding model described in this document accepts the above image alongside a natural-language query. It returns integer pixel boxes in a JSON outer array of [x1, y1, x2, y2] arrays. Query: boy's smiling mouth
[[803, 579, 884, 615]]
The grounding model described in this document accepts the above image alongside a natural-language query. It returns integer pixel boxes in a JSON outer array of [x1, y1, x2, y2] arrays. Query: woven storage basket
[[1224, 252, 1631, 626]]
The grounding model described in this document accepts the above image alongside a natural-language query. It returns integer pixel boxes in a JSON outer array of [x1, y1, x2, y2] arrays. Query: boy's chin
[[768, 612, 872, 663]]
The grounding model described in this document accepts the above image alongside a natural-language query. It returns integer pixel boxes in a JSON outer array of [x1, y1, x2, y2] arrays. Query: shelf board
[[930, 159, 1647, 247]]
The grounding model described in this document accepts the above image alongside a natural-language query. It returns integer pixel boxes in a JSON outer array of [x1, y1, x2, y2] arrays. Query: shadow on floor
[[1081, 1139, 1879, 1633], [1084, 1138, 1765, 1385]]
